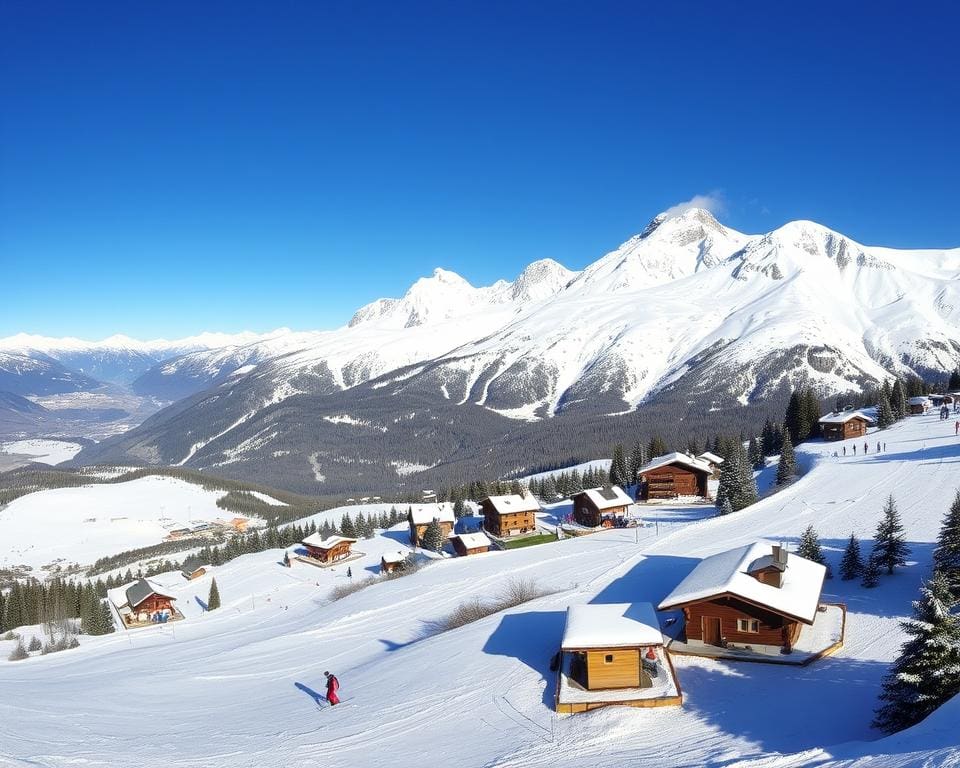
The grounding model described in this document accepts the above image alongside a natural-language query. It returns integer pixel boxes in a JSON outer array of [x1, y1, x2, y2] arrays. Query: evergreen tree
[[797, 525, 826, 565], [876, 389, 895, 429], [609, 444, 629, 487], [784, 391, 803, 444], [734, 442, 759, 509], [453, 498, 467, 519], [97, 600, 115, 634], [207, 578, 221, 611], [8, 639, 28, 661], [776, 432, 796, 485], [873, 573, 960, 733], [891, 378, 908, 421], [27, 636, 42, 652], [933, 490, 960, 601], [949, 368, 960, 391], [861, 554, 881, 588], [748, 436, 764, 470], [802, 387, 822, 440], [340, 513, 357, 539], [719, 497, 734, 516], [872, 495, 911, 575], [628, 440, 646, 485], [421, 519, 444, 553], [839, 533, 864, 580], [541, 475, 557, 501], [648, 435, 668, 458]]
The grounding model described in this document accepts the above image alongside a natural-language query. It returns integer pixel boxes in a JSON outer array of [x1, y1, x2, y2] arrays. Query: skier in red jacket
[[324, 671, 340, 705]]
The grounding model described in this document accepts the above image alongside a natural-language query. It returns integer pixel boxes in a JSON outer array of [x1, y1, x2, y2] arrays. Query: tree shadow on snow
[[482, 611, 567, 708], [194, 596, 209, 611], [589, 554, 701, 607], [381, 529, 413, 547]]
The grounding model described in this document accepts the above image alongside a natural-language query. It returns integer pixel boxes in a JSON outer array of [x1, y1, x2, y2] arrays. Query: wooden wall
[[481, 501, 535, 537], [683, 596, 797, 648], [409, 520, 453, 545], [639, 465, 708, 500], [586, 649, 641, 689], [572, 497, 628, 527]]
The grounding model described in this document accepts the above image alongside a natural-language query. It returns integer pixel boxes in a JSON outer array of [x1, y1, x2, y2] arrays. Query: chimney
[[773, 544, 788, 568]]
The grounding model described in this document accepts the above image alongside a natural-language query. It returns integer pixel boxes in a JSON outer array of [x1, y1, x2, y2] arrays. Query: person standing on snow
[[864, 442, 868, 454], [956, 420, 959, 436], [324, 671, 340, 706]]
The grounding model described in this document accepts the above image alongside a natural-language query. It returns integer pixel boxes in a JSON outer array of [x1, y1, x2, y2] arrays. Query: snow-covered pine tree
[[628, 440, 646, 485], [719, 498, 733, 516], [776, 432, 796, 486], [797, 525, 826, 565], [542, 475, 557, 502], [8, 639, 28, 661], [27, 636, 41, 652], [734, 442, 758, 510], [207, 578, 221, 611], [861, 555, 880, 588], [877, 391, 895, 429], [340, 513, 357, 539], [97, 600, 115, 634], [648, 435, 668, 458], [453, 499, 467, 519], [891, 378, 908, 421], [748, 436, 764, 470], [873, 572, 960, 733], [354, 512, 366, 536], [421, 519, 444, 553], [839, 533, 864, 580], [609, 444, 628, 487], [784, 390, 803, 444], [949, 368, 960, 391], [872, 495, 910, 575], [933, 489, 960, 602]]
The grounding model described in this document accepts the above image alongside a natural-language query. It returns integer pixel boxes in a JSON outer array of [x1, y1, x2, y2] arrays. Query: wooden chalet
[[818, 411, 871, 441], [181, 564, 212, 581], [571, 486, 634, 528], [110, 579, 178, 625], [556, 602, 681, 713], [408, 505, 455, 546], [301, 533, 357, 564], [658, 542, 828, 656], [636, 453, 712, 501], [696, 451, 724, 478], [450, 531, 491, 556], [380, 551, 408, 574], [908, 396, 932, 415], [479, 494, 540, 538]]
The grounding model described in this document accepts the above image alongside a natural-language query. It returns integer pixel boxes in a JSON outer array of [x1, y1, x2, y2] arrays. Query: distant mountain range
[[4, 208, 958, 492]]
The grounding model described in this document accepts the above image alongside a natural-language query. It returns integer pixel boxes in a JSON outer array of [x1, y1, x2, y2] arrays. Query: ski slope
[[1, 413, 959, 767]]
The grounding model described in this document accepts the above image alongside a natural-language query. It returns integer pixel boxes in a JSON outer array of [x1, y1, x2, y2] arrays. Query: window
[[737, 619, 760, 633], [604, 654, 614, 664]]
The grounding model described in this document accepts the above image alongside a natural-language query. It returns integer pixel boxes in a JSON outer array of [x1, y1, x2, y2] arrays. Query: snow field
[[0, 439, 83, 466]]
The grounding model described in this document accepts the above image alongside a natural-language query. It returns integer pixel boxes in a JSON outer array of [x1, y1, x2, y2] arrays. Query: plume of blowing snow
[[660, 192, 725, 219]]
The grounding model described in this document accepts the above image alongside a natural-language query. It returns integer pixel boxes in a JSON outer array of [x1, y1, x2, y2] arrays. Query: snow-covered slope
[[2, 412, 958, 766]]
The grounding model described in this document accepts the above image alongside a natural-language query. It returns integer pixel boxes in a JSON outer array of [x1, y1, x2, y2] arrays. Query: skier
[[843, 446, 846, 456], [877, 442, 881, 453], [956, 420, 959, 436], [324, 671, 340, 706], [864, 442, 869, 454], [853, 444, 857, 455]]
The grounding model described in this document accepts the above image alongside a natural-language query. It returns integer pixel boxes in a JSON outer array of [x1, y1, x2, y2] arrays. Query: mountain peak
[[642, 207, 722, 239]]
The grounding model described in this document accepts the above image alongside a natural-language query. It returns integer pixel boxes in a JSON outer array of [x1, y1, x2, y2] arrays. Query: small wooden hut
[[380, 551, 408, 574], [408, 506, 455, 546], [479, 494, 540, 538], [301, 534, 357, 564], [110, 579, 178, 625], [450, 531, 491, 556], [636, 453, 712, 501], [908, 396, 931, 415], [571, 486, 634, 527], [818, 411, 871, 441]]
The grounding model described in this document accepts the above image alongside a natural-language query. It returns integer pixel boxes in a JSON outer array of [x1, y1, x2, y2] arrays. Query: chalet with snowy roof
[[109, 579, 179, 626], [408, 506, 455, 546], [181, 564, 212, 580], [555, 602, 681, 713], [696, 451, 724, 477], [658, 542, 844, 661], [571, 486, 633, 528], [479, 494, 540, 538], [301, 534, 357, 564], [380, 551, 408, 574], [908, 396, 932, 415], [449, 531, 491, 556], [636, 453, 712, 502], [819, 411, 871, 441]]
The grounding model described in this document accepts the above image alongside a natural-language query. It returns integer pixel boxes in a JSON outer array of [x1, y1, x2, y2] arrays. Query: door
[[702, 616, 722, 646]]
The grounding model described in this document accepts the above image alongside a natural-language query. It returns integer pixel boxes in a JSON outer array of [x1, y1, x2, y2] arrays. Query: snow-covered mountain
[[74, 209, 960, 491]]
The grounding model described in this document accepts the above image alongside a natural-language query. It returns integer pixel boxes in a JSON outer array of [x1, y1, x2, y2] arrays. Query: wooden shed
[[636, 453, 712, 501], [181, 564, 212, 581], [556, 602, 681, 713], [658, 542, 828, 656], [301, 534, 357, 564], [480, 494, 540, 538], [408, 506, 455, 546], [818, 411, 871, 441], [380, 551, 408, 574], [696, 451, 725, 478], [450, 531, 491, 556], [908, 396, 931, 415], [571, 486, 634, 528]]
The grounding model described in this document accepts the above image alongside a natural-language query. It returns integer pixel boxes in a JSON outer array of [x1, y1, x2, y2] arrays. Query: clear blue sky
[[2, 1, 958, 339]]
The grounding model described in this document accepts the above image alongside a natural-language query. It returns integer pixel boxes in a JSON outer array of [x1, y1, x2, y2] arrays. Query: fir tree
[[8, 639, 28, 661], [719, 498, 734, 516], [27, 636, 42, 652], [861, 555, 880, 588], [776, 432, 796, 486], [748, 436, 764, 470], [340, 513, 357, 539], [839, 533, 864, 580], [872, 495, 911, 575], [628, 441, 646, 485], [797, 524, 826, 566], [207, 578, 221, 611], [873, 573, 960, 733], [891, 378, 908, 421], [453, 498, 467, 519], [648, 435, 668, 458], [541, 475, 557, 501], [933, 490, 960, 601], [97, 600, 114, 634], [609, 444, 629, 487], [421, 519, 444, 553], [734, 442, 758, 509], [876, 390, 895, 429], [949, 368, 960, 391]]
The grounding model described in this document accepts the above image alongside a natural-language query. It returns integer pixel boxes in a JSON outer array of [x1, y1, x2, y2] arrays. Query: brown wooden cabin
[[450, 532, 491, 556], [408, 506, 455, 546], [908, 397, 931, 415], [571, 486, 633, 527], [659, 542, 827, 655], [120, 579, 177, 623], [301, 534, 357, 563], [697, 452, 725, 478], [818, 411, 871, 441], [637, 453, 711, 501], [181, 565, 211, 580], [380, 552, 408, 574], [480, 494, 540, 538]]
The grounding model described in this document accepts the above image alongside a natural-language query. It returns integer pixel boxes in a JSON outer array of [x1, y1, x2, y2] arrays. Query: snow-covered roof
[[182, 563, 212, 574], [638, 452, 712, 476], [658, 541, 826, 624], [381, 551, 407, 564], [450, 532, 490, 549], [301, 533, 357, 549], [908, 396, 930, 405], [482, 494, 540, 516], [408, 506, 456, 525], [697, 451, 724, 465], [576, 486, 633, 510], [110, 579, 176, 611], [819, 410, 872, 424], [561, 603, 663, 650]]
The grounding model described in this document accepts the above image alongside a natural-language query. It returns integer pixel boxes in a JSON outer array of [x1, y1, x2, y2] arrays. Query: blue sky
[[2, 1, 958, 339]]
